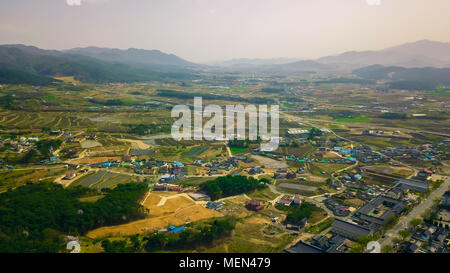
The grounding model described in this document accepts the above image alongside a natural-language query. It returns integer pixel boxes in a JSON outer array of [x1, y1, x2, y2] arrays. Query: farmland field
[[69, 170, 135, 189], [335, 116, 371, 123]]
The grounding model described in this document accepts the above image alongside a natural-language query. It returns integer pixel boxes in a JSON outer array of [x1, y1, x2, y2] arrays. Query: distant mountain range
[[317, 40, 450, 69], [215, 40, 450, 72], [66, 47, 197, 68], [1, 40, 450, 85], [0, 45, 197, 84], [353, 65, 450, 90]]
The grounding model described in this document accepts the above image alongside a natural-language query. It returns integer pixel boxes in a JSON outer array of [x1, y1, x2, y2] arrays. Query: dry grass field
[[86, 192, 223, 239]]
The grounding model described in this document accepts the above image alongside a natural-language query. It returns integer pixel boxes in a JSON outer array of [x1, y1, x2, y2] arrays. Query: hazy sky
[[1, 0, 450, 63]]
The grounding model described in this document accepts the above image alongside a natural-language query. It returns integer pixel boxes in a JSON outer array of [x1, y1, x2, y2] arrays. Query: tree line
[[0, 182, 147, 252], [200, 175, 268, 201]]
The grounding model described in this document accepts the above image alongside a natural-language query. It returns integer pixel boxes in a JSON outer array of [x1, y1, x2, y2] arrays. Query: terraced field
[[0, 111, 93, 130], [69, 170, 135, 189]]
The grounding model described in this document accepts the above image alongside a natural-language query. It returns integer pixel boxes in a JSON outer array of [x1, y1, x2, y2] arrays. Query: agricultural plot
[[69, 170, 135, 189], [251, 155, 287, 169], [247, 187, 279, 201], [277, 183, 318, 192], [363, 165, 414, 178], [335, 116, 371, 123], [0, 167, 66, 192], [0, 110, 93, 130], [183, 146, 208, 157], [155, 141, 224, 163], [80, 140, 102, 149]]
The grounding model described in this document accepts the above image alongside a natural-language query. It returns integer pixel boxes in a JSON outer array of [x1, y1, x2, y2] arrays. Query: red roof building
[[246, 200, 264, 211]]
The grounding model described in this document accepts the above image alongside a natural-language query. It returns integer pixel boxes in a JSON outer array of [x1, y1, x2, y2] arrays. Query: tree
[[398, 230, 411, 240], [145, 233, 167, 252], [381, 245, 393, 253], [308, 127, 323, 140], [130, 235, 142, 251], [101, 239, 130, 253], [409, 218, 421, 228], [200, 175, 267, 201], [20, 149, 38, 163], [0, 182, 147, 253]]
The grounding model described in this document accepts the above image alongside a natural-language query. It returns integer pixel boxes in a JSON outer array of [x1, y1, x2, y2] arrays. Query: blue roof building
[[173, 161, 184, 167], [172, 226, 185, 233]]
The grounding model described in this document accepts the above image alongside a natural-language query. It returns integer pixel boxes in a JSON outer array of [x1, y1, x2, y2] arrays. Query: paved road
[[379, 176, 450, 248]]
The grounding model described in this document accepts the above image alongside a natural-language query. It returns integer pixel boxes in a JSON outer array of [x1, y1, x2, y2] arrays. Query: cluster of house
[[0, 136, 38, 154], [273, 168, 297, 179], [285, 156, 312, 163], [87, 158, 188, 181], [157, 161, 187, 182], [334, 145, 388, 164], [362, 129, 405, 138], [285, 219, 368, 253], [397, 193, 450, 253], [401, 224, 450, 253], [381, 144, 441, 163], [89, 158, 149, 170], [248, 166, 264, 175], [193, 156, 248, 175], [415, 168, 434, 181], [290, 178, 436, 253]]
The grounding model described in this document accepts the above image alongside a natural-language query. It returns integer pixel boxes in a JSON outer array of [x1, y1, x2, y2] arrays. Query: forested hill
[[0, 182, 147, 253], [353, 65, 450, 90], [0, 45, 197, 84]]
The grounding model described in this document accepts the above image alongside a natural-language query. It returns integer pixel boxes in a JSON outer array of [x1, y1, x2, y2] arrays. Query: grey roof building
[[442, 191, 450, 208], [352, 195, 407, 230], [398, 178, 430, 193], [284, 241, 324, 253], [332, 219, 373, 241]]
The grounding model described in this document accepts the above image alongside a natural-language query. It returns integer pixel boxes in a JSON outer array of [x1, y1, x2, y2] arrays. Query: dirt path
[[226, 146, 233, 157]]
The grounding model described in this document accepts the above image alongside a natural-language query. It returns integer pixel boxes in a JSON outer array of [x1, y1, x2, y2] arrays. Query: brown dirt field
[[118, 139, 150, 150], [220, 195, 253, 218], [80, 140, 102, 149], [86, 205, 223, 239], [364, 165, 413, 176], [142, 193, 162, 207], [70, 156, 122, 164], [87, 192, 223, 239], [299, 174, 328, 182], [148, 195, 195, 217], [323, 151, 342, 159], [251, 155, 288, 169]]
